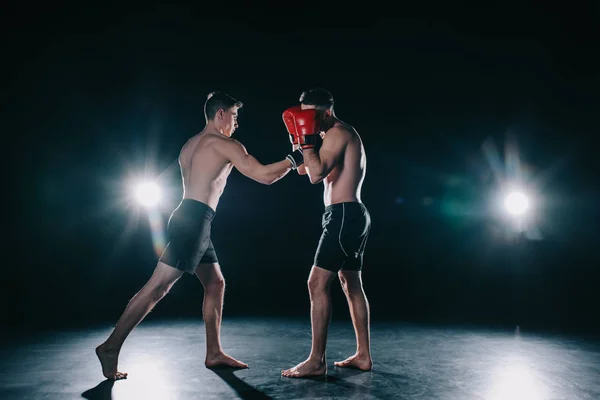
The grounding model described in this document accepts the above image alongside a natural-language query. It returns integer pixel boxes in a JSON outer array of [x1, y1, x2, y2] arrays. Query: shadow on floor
[[81, 379, 115, 400], [211, 367, 273, 400]]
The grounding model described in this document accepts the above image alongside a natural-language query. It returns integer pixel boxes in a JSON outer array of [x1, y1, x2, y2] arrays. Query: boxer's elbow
[[306, 165, 326, 184], [308, 171, 325, 184], [262, 175, 279, 185]]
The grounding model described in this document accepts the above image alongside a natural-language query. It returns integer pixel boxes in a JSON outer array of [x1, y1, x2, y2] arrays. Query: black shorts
[[159, 199, 219, 274], [314, 202, 371, 272]]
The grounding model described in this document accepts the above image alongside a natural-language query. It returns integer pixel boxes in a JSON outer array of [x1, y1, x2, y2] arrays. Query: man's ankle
[[206, 348, 224, 358], [308, 354, 326, 365], [100, 342, 120, 352], [356, 349, 371, 358]]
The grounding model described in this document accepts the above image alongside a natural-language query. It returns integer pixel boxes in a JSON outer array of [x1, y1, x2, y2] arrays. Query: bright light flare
[[504, 191, 529, 216], [487, 362, 546, 400], [135, 182, 161, 207]]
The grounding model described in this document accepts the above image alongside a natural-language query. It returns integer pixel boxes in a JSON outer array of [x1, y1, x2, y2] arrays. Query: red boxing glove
[[282, 105, 322, 149], [282, 106, 301, 145]]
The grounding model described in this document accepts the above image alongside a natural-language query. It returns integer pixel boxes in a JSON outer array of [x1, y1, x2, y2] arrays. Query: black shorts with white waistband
[[314, 202, 371, 272]]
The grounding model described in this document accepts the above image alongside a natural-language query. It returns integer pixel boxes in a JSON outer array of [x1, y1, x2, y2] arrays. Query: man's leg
[[96, 262, 184, 380], [194, 262, 248, 369], [282, 266, 336, 378], [334, 270, 373, 371]]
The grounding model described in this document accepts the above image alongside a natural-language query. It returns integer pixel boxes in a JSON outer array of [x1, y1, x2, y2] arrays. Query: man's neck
[[325, 117, 344, 131], [203, 123, 225, 136]]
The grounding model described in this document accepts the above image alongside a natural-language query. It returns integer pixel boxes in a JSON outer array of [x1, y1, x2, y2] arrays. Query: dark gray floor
[[0, 318, 599, 399]]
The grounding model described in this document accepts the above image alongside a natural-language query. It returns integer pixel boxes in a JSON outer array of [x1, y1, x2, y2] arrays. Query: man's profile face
[[219, 106, 239, 137]]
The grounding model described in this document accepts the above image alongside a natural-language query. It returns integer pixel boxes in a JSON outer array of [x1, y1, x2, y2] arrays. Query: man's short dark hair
[[204, 91, 243, 121], [299, 88, 334, 111]]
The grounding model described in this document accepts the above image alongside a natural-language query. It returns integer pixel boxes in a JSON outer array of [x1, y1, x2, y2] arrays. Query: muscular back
[[323, 124, 367, 206], [178, 132, 234, 210]]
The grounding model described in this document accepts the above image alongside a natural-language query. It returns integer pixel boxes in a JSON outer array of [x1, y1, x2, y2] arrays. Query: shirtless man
[[281, 88, 373, 378], [96, 91, 304, 380]]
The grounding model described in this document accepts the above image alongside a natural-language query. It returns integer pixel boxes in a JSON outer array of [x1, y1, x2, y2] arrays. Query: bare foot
[[334, 353, 373, 371], [205, 352, 248, 369], [96, 343, 128, 380], [281, 359, 326, 378]]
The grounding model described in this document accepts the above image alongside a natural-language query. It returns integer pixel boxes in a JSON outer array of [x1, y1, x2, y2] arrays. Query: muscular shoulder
[[227, 137, 245, 148], [212, 136, 249, 161], [195, 133, 235, 151], [181, 133, 227, 159], [219, 137, 246, 152], [324, 124, 355, 144]]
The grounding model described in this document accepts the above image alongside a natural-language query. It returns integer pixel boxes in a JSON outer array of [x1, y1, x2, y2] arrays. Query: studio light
[[504, 191, 529, 216], [135, 182, 161, 207]]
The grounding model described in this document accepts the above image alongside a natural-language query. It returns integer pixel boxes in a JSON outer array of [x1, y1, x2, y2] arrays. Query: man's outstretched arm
[[303, 128, 349, 184], [220, 139, 295, 185]]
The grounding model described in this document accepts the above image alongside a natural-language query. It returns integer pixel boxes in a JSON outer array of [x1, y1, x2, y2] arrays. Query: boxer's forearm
[[302, 149, 326, 184], [234, 153, 291, 185], [259, 159, 293, 185], [291, 144, 308, 175]]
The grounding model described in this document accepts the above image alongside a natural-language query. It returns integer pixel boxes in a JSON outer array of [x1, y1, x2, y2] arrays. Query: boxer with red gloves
[[281, 88, 373, 379]]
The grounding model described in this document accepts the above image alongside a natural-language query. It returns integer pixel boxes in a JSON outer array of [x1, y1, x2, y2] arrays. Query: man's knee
[[307, 276, 319, 294], [307, 266, 334, 294], [146, 262, 183, 301], [205, 275, 225, 293], [195, 262, 225, 292], [338, 270, 363, 296], [339, 276, 350, 295]]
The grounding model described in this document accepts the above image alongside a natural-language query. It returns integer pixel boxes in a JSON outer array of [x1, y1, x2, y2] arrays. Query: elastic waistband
[[179, 198, 216, 219], [324, 201, 366, 213]]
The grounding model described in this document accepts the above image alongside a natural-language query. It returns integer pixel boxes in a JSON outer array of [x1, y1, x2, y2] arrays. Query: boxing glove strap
[[286, 149, 304, 170], [300, 134, 322, 149]]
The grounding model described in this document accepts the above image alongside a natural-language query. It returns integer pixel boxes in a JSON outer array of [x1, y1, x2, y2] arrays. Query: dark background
[[2, 3, 599, 336]]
